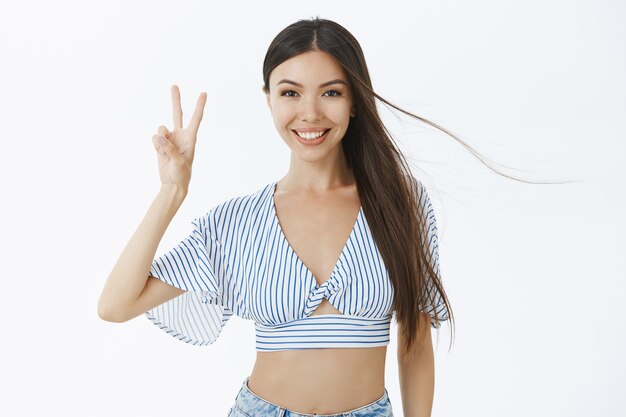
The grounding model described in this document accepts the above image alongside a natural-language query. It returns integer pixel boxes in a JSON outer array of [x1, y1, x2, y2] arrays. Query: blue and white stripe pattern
[[145, 178, 448, 350], [412, 176, 449, 328]]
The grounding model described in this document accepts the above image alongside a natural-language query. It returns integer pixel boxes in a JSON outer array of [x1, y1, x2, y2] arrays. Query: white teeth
[[295, 129, 327, 140]]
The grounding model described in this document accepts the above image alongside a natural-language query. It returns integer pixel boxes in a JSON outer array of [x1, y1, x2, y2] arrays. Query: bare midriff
[[248, 345, 387, 415], [248, 301, 388, 414]]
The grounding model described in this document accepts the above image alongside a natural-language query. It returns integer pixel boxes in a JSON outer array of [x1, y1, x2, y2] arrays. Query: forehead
[[269, 50, 347, 84]]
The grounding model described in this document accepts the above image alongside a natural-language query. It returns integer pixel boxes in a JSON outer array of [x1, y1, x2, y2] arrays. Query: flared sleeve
[[414, 178, 450, 329], [144, 209, 234, 345]]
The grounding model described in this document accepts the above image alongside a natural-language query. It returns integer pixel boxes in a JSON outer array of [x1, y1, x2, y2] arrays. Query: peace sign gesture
[[152, 85, 207, 194]]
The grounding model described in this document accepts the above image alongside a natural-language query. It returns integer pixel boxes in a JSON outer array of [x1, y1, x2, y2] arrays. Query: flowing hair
[[261, 16, 563, 357]]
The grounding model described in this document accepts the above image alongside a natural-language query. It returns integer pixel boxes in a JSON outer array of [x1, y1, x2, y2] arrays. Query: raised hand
[[152, 84, 207, 193]]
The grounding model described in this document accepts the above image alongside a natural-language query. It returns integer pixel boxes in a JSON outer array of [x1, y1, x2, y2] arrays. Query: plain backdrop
[[1, 1, 624, 416]]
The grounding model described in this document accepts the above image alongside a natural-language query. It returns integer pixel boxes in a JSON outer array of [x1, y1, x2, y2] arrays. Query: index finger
[[186, 91, 208, 134], [171, 84, 183, 130]]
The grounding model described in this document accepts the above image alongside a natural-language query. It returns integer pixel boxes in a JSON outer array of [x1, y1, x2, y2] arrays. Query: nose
[[298, 95, 323, 122]]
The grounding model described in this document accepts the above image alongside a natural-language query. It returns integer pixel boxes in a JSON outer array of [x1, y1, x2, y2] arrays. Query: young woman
[[98, 17, 454, 417]]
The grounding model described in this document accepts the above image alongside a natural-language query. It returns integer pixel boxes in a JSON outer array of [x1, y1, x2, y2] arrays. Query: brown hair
[[261, 16, 562, 357]]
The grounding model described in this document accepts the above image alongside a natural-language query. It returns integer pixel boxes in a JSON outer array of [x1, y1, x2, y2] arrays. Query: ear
[[263, 86, 271, 109], [350, 107, 356, 118]]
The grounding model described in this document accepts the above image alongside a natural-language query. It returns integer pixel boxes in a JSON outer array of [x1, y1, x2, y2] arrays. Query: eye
[[324, 90, 342, 97], [279, 90, 343, 97]]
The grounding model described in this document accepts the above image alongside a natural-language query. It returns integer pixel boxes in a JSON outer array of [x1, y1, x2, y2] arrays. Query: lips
[[292, 129, 330, 138], [291, 128, 330, 145], [292, 127, 330, 132]]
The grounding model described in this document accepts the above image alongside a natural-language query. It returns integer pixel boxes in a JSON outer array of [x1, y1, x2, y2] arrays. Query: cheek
[[269, 100, 352, 127], [270, 103, 294, 125], [327, 99, 352, 113], [326, 104, 352, 124]]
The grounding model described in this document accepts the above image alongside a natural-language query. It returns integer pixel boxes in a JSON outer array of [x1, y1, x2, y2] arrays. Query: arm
[[97, 184, 187, 322], [397, 313, 435, 417]]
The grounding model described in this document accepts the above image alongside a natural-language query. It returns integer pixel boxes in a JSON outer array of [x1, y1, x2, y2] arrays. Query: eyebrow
[[276, 78, 347, 88]]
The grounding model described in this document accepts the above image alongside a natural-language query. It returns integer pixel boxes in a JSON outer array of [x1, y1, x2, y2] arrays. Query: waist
[[250, 346, 387, 413], [254, 313, 393, 351]]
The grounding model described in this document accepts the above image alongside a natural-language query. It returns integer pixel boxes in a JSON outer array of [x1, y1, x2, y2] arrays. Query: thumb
[[157, 135, 176, 156]]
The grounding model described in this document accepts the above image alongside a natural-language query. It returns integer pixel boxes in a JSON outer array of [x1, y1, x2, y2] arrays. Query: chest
[[272, 186, 361, 316], [273, 187, 361, 286], [230, 182, 394, 325]]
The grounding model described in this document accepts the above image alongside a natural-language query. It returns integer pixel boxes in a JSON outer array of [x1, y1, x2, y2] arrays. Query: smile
[[291, 129, 331, 145]]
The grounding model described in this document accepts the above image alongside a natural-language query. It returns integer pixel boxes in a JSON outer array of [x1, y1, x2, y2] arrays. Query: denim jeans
[[227, 376, 394, 417]]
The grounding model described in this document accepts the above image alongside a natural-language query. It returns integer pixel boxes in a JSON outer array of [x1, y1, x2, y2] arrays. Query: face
[[264, 50, 356, 162]]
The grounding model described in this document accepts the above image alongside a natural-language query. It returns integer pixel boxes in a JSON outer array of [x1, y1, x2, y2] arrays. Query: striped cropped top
[[144, 177, 448, 351]]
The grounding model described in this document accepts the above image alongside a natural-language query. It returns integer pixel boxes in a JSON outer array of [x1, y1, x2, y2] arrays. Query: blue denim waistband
[[229, 376, 393, 417]]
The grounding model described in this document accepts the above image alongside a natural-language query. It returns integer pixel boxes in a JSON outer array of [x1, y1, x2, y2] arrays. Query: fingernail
[[158, 136, 165, 144]]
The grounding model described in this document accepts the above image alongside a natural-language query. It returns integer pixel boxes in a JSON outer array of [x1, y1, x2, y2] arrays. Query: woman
[[98, 17, 454, 417]]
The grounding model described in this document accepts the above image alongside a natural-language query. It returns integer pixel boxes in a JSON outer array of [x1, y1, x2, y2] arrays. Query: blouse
[[144, 177, 448, 350]]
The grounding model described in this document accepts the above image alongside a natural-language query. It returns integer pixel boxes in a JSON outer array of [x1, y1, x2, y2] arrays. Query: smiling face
[[265, 50, 356, 162]]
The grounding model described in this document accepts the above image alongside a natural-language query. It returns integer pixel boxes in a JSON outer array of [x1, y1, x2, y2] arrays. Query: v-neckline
[[269, 180, 362, 286]]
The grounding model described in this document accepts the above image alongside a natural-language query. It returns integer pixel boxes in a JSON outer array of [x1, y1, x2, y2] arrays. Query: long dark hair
[[261, 17, 559, 357]]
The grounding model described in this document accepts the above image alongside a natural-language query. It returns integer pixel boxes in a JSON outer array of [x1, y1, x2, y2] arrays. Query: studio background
[[1, 1, 624, 416]]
